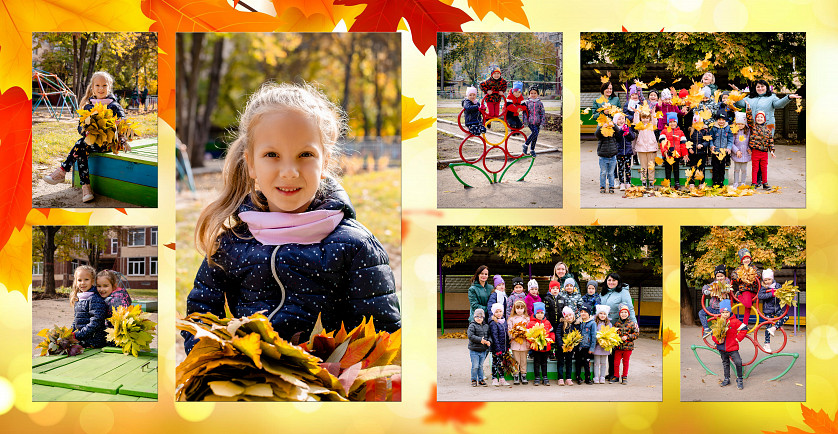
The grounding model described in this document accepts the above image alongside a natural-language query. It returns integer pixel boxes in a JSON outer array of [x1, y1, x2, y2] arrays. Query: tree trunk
[[41, 226, 60, 297], [373, 40, 383, 138], [83, 39, 99, 99], [193, 37, 225, 166], [341, 33, 356, 114], [176, 34, 187, 149], [72, 34, 90, 99], [680, 265, 696, 325], [185, 34, 205, 167]]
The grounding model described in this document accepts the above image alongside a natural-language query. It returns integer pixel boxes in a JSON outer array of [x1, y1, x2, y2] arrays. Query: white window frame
[[127, 258, 145, 276], [111, 238, 118, 254], [32, 261, 43, 275], [149, 257, 158, 276], [150, 227, 157, 246], [127, 228, 145, 247]]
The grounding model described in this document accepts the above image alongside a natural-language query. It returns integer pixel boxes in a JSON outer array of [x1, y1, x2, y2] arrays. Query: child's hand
[[487, 90, 493, 95], [736, 151, 742, 158], [711, 146, 715, 153], [789, 94, 801, 99], [689, 149, 694, 154], [747, 149, 752, 155], [683, 156, 689, 163], [771, 151, 776, 158], [622, 336, 627, 341]]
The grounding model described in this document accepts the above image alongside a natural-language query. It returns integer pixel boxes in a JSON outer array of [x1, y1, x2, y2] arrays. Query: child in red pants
[[746, 102, 775, 189], [612, 304, 638, 384], [479, 66, 507, 120], [731, 247, 759, 327]]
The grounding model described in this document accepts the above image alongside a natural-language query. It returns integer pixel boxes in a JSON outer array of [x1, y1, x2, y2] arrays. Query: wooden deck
[[32, 347, 157, 402]]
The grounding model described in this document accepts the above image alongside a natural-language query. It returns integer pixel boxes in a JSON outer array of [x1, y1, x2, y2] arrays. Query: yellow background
[[1, 0, 838, 432]]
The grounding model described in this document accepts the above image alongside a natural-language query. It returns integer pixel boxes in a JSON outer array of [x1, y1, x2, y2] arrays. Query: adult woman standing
[[590, 81, 621, 120], [550, 261, 575, 287], [733, 79, 801, 136], [468, 265, 493, 323], [600, 272, 637, 381]]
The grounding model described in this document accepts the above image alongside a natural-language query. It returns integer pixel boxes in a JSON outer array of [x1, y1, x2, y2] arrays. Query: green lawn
[[175, 168, 400, 315], [32, 112, 158, 165]]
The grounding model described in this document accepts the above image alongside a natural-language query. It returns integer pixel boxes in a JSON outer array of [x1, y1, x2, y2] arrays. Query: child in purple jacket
[[730, 111, 751, 187], [523, 87, 546, 158]]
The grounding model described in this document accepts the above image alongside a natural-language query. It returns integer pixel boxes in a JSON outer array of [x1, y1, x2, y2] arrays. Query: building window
[[127, 258, 145, 276], [70, 259, 86, 270], [150, 227, 157, 246], [32, 261, 43, 275], [149, 257, 158, 276], [128, 228, 145, 246], [111, 238, 118, 254]]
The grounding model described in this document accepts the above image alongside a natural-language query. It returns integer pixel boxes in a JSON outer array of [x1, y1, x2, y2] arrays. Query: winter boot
[[736, 378, 744, 390], [621, 376, 627, 385], [542, 377, 550, 386], [533, 377, 540, 386], [720, 377, 731, 387], [520, 373, 528, 385], [513, 373, 520, 385]]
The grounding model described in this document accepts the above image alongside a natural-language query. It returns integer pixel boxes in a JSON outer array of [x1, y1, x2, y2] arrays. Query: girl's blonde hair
[[69, 265, 96, 306], [82, 71, 114, 102], [195, 82, 347, 264]]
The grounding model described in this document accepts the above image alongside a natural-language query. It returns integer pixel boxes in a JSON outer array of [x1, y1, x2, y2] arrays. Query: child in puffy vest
[[70, 265, 108, 348], [488, 303, 510, 387], [560, 278, 583, 317], [467, 308, 491, 387], [183, 83, 400, 354], [709, 114, 734, 187], [712, 299, 748, 390], [526, 302, 555, 386], [487, 275, 507, 319], [612, 304, 638, 384], [757, 269, 788, 353], [462, 86, 487, 136]]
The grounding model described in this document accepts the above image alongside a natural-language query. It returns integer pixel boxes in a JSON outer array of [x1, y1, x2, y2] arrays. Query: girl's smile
[[97, 277, 114, 298], [92, 75, 110, 99], [75, 271, 93, 292], [247, 110, 327, 213]]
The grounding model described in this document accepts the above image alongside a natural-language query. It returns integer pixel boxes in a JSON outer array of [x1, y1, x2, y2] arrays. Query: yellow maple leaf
[[648, 76, 662, 87], [467, 0, 529, 27], [730, 124, 740, 134], [596, 95, 607, 104], [661, 327, 678, 357], [402, 96, 435, 141], [763, 404, 838, 434], [740, 66, 759, 81], [655, 157, 664, 165], [700, 109, 713, 120]]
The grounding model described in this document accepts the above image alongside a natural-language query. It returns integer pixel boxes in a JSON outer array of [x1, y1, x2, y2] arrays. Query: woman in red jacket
[[712, 299, 749, 390]]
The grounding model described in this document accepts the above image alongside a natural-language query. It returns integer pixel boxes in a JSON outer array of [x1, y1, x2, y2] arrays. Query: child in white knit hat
[[461, 86, 487, 136], [489, 302, 511, 386], [757, 269, 787, 353], [730, 111, 751, 188]]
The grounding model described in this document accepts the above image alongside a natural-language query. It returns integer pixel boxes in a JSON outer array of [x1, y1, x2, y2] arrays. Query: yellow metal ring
[[483, 117, 509, 147]]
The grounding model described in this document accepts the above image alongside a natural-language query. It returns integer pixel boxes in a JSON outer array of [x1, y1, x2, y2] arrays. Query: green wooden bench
[[132, 300, 158, 313], [72, 138, 158, 207], [32, 347, 157, 401]]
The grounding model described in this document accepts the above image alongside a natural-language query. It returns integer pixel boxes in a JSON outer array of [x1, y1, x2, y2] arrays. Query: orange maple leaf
[[402, 96, 435, 140], [661, 327, 677, 357], [165, 242, 176, 250], [141, 0, 284, 126], [591, 219, 600, 226], [763, 404, 838, 434], [424, 384, 484, 429], [270, 0, 358, 26], [467, 0, 529, 27]]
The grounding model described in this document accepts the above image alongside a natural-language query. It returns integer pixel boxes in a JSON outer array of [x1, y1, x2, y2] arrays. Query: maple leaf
[[661, 327, 678, 357], [695, 52, 713, 71], [0, 87, 30, 252], [165, 242, 176, 250], [424, 384, 484, 428], [467, 0, 529, 27], [334, 0, 473, 54], [270, 0, 344, 25], [141, 0, 284, 125], [0, 225, 30, 298], [762, 404, 838, 434], [402, 96, 435, 140], [741, 66, 759, 81]]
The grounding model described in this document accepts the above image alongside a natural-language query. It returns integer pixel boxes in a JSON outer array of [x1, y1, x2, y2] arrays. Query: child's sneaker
[[600, 187, 606, 194], [499, 378, 510, 387], [478, 379, 487, 386], [621, 376, 627, 385], [763, 183, 771, 190], [492, 378, 499, 387], [43, 167, 67, 185], [522, 144, 528, 155], [566, 379, 574, 386], [702, 328, 712, 338], [557, 379, 565, 386], [763, 342, 771, 352], [619, 183, 626, 191], [767, 325, 776, 336], [81, 184, 94, 202], [472, 380, 477, 387], [608, 187, 615, 194], [530, 148, 537, 158]]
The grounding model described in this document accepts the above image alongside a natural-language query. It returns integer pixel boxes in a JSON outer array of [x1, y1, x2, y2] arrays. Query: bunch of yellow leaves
[[510, 322, 528, 344], [106, 305, 157, 357], [624, 186, 646, 198], [525, 323, 554, 351], [774, 281, 800, 308], [708, 281, 733, 299], [596, 325, 622, 352], [36, 325, 84, 357], [725, 90, 747, 107], [562, 329, 582, 352], [176, 312, 400, 402], [710, 317, 728, 342], [77, 103, 138, 154], [735, 265, 758, 286]]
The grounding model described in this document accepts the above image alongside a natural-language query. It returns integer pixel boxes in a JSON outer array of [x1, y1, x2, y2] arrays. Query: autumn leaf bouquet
[[176, 312, 401, 402], [562, 329, 582, 352], [596, 325, 622, 352], [510, 322, 528, 345], [106, 305, 157, 357], [36, 325, 84, 357], [774, 281, 800, 308], [77, 103, 138, 154], [525, 323, 554, 351], [710, 317, 729, 342], [708, 280, 733, 299]]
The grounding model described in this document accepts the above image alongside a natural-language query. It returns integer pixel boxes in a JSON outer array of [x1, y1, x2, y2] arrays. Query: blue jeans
[[699, 306, 720, 330], [525, 124, 540, 153], [469, 350, 488, 382], [765, 314, 790, 343], [599, 156, 617, 188]]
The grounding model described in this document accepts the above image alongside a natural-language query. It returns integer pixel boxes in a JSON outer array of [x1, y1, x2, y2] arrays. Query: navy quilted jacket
[[73, 288, 108, 348], [488, 318, 508, 353], [182, 181, 401, 353]]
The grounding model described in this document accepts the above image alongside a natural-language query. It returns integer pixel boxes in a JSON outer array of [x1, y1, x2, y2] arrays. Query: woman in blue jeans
[[467, 308, 491, 386]]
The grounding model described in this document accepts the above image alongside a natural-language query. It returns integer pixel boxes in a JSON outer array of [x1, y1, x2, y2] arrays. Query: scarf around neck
[[239, 209, 343, 246]]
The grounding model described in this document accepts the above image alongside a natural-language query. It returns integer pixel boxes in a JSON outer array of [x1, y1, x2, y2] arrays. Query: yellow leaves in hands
[[402, 96, 434, 141], [775, 280, 800, 308], [600, 126, 615, 137], [595, 325, 622, 352], [562, 329, 582, 352], [710, 317, 728, 342], [106, 305, 157, 357], [596, 113, 610, 124]]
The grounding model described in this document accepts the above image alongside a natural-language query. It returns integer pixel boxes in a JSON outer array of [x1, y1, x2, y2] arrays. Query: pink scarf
[[238, 209, 343, 246], [90, 97, 115, 105]]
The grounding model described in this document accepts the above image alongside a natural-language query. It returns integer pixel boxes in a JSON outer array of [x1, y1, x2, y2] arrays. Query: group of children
[[595, 72, 784, 194], [461, 67, 547, 158], [698, 247, 791, 390], [467, 276, 638, 387], [69, 265, 133, 349]]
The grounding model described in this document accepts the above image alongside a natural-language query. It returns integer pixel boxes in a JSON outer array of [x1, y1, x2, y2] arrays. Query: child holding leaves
[[712, 299, 748, 390]]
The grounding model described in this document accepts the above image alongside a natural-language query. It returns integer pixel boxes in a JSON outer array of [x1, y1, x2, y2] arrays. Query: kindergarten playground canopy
[[32, 68, 78, 119]]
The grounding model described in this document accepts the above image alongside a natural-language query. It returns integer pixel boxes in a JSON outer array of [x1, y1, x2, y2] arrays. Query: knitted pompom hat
[[512, 81, 523, 91], [466, 86, 477, 96], [533, 302, 546, 313], [661, 88, 672, 100]]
